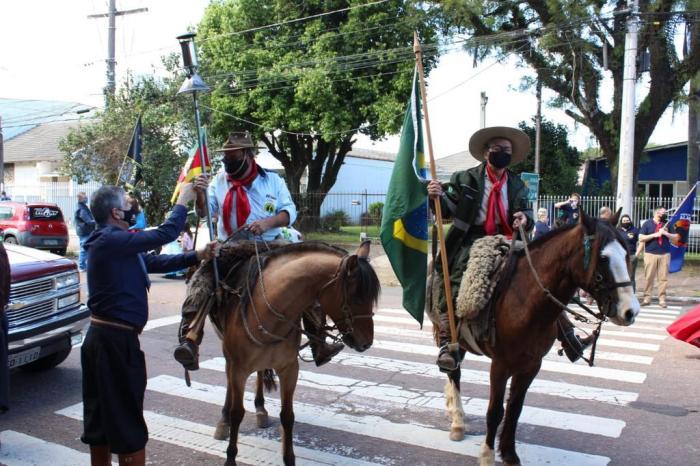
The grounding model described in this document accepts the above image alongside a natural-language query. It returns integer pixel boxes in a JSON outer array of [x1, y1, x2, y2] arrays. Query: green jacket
[[439, 162, 533, 254]]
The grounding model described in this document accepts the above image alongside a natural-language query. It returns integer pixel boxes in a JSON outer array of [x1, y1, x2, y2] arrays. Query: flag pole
[[413, 32, 458, 348]]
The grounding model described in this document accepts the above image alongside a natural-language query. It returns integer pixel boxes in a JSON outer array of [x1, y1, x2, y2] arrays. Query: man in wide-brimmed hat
[[173, 131, 344, 370], [427, 126, 591, 371]]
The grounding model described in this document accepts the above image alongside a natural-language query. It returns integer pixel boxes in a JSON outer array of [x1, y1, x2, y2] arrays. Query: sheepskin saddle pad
[[455, 234, 512, 321]]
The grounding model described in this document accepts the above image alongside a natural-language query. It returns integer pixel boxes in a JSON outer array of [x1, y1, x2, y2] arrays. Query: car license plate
[[8, 347, 41, 369], [44, 239, 59, 245]]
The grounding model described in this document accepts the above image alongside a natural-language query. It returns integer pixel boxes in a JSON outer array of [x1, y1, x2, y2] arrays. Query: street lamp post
[[176, 32, 219, 286]]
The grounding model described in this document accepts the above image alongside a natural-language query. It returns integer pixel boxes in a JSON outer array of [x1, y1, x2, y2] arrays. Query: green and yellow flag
[[380, 68, 428, 325]]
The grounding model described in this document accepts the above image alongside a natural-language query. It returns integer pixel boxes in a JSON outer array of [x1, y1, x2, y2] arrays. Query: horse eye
[[596, 273, 604, 282]]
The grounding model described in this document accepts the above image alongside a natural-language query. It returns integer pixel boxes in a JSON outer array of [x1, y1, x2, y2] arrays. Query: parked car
[[0, 201, 69, 255], [5, 243, 89, 371]]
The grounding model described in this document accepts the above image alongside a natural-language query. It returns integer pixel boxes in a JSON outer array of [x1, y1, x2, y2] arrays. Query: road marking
[[200, 358, 626, 438], [369, 340, 647, 383], [600, 330, 666, 341], [634, 317, 675, 324], [296, 350, 638, 405], [56, 403, 380, 466], [0, 430, 106, 466], [143, 315, 181, 331], [147, 375, 610, 466]]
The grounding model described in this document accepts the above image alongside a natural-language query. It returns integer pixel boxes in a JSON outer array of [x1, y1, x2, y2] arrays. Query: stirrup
[[311, 341, 344, 367], [174, 340, 199, 371], [436, 343, 460, 373], [559, 334, 591, 363]]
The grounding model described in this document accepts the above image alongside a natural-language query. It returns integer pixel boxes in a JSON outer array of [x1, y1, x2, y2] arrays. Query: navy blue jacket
[[85, 204, 199, 328]]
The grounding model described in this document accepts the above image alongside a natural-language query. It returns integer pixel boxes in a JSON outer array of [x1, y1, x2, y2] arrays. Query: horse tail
[[262, 369, 277, 392]]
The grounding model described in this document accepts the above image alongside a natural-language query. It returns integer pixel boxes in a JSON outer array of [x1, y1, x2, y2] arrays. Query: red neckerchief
[[655, 220, 663, 246], [484, 164, 513, 237], [223, 163, 259, 236]]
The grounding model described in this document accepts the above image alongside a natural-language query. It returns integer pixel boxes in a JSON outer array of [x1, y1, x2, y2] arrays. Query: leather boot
[[173, 314, 199, 371], [118, 448, 145, 466], [556, 313, 594, 362], [89, 445, 111, 466], [303, 312, 344, 367], [436, 311, 458, 372]]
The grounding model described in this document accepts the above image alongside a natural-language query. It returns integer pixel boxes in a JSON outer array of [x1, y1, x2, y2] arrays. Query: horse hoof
[[479, 442, 495, 466], [449, 427, 465, 441], [213, 422, 230, 441], [256, 412, 270, 428]]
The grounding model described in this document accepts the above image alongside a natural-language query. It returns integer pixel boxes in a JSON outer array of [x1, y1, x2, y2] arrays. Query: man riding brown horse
[[173, 132, 343, 371], [426, 126, 593, 371]]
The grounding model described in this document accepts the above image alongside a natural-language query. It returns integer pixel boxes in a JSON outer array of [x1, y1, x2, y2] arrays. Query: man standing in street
[[74, 192, 96, 271], [638, 207, 679, 307], [427, 126, 593, 369], [173, 131, 343, 371], [80, 183, 218, 466]]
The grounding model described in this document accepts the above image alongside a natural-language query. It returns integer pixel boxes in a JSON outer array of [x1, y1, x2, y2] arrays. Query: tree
[[513, 118, 581, 195], [435, 1, 700, 188], [59, 71, 191, 225], [196, 0, 440, 228]]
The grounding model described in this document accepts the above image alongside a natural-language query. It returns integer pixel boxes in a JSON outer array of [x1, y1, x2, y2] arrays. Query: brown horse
[[427, 209, 640, 465], [205, 241, 379, 466]]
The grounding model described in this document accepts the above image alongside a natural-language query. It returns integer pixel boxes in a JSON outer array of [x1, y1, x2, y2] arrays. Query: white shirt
[[475, 174, 509, 225]]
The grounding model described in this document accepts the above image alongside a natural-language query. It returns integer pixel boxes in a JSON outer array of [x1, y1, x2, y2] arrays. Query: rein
[[516, 224, 603, 366]]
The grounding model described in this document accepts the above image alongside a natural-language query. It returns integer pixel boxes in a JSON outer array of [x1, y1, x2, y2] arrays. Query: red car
[[6, 243, 89, 371], [0, 201, 69, 255]]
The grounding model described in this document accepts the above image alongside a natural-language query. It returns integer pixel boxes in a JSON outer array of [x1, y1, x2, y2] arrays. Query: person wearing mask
[[638, 207, 679, 307], [427, 126, 591, 369], [533, 207, 551, 240], [128, 196, 147, 231], [74, 192, 96, 271], [80, 184, 218, 466], [618, 214, 640, 291], [173, 131, 343, 371], [554, 193, 582, 225]]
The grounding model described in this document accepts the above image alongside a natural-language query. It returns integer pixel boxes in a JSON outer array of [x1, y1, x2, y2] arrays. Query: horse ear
[[610, 207, 623, 226], [578, 206, 596, 234], [355, 240, 371, 259]]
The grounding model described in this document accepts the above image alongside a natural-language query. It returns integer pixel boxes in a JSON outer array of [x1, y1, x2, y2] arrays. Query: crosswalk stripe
[[369, 340, 647, 383], [56, 403, 379, 466], [0, 430, 102, 466], [372, 326, 656, 363], [147, 375, 610, 466], [600, 330, 666, 340], [143, 315, 181, 331], [199, 358, 626, 438], [634, 317, 675, 324], [294, 351, 638, 405]]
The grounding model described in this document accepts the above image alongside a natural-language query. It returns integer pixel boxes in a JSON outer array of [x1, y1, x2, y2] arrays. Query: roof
[[346, 147, 395, 162], [3, 120, 83, 163], [0, 98, 89, 141], [433, 150, 481, 181]]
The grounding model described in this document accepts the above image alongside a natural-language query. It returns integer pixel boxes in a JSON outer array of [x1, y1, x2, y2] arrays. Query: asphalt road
[[1, 274, 699, 465]]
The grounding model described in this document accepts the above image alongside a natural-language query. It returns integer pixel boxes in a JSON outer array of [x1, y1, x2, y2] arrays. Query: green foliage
[[512, 119, 581, 195], [368, 201, 384, 221], [59, 72, 192, 225], [321, 209, 350, 232], [196, 0, 441, 222]]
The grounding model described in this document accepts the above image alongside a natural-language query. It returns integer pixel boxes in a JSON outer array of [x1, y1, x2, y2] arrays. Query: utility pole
[[535, 80, 542, 174], [480, 91, 488, 128], [0, 116, 4, 191], [88, 0, 148, 106], [615, 0, 640, 215], [688, 12, 699, 189]]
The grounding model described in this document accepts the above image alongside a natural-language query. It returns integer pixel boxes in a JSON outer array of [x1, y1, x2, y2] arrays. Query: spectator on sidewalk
[[599, 206, 612, 221], [128, 196, 147, 231], [74, 192, 96, 272], [618, 214, 640, 291], [533, 207, 551, 240], [0, 191, 10, 201], [638, 207, 679, 307], [554, 193, 581, 225]]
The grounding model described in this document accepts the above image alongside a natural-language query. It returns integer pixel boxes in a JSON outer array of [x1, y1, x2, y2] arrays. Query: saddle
[[455, 235, 522, 353]]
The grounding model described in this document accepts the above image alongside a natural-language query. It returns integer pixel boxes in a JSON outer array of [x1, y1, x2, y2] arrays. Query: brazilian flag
[[380, 68, 428, 325]]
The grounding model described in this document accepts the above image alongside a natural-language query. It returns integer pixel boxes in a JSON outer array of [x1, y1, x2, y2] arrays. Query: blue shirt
[[533, 220, 551, 240], [640, 219, 674, 255], [618, 225, 639, 254], [85, 205, 199, 328], [207, 167, 297, 241]]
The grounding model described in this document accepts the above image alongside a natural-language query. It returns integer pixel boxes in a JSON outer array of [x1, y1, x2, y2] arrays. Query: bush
[[321, 209, 350, 232], [368, 201, 384, 224]]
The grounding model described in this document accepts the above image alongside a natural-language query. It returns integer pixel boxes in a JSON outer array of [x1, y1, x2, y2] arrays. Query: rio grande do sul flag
[[380, 68, 429, 325], [669, 182, 698, 273], [171, 129, 211, 204]]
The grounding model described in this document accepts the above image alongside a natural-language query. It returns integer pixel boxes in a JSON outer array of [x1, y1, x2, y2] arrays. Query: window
[[639, 182, 674, 198], [0, 207, 13, 219]]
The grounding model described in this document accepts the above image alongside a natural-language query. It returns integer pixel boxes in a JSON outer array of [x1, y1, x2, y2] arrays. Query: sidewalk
[[371, 253, 700, 304]]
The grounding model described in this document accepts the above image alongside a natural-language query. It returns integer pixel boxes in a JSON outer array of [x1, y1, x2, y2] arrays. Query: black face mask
[[122, 209, 136, 226], [621, 222, 632, 229], [659, 214, 668, 223], [223, 157, 249, 178], [488, 149, 512, 169]]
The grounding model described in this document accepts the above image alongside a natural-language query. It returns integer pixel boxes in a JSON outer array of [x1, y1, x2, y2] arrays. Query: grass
[[304, 225, 381, 244]]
